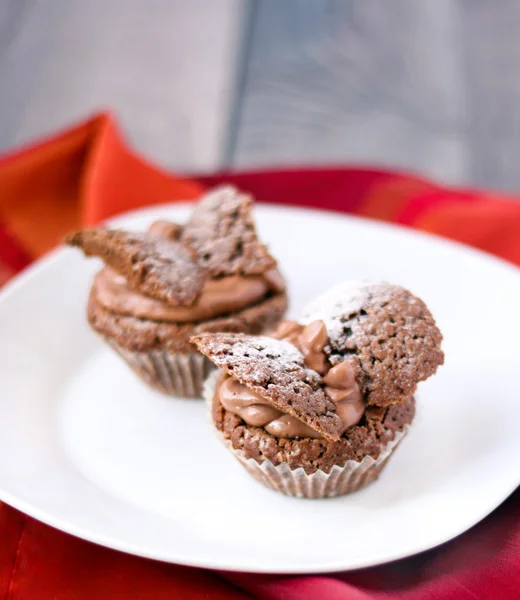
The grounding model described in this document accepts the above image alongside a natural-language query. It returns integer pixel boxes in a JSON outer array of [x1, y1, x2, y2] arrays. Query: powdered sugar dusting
[[233, 336, 304, 366], [199, 334, 308, 386], [300, 281, 397, 341], [181, 185, 275, 276], [192, 331, 345, 439]]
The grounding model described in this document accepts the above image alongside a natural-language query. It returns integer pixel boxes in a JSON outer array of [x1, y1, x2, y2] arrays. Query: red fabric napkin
[[1, 113, 519, 599]]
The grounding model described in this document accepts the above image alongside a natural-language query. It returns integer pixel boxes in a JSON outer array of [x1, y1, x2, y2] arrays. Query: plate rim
[[2, 201, 520, 303], [1, 483, 519, 574]]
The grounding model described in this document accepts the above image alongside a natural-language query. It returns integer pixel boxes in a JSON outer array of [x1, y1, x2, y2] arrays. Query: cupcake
[[193, 281, 444, 498], [66, 185, 287, 397]]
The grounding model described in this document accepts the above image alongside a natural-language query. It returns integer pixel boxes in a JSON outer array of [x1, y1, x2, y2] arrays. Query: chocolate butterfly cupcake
[[66, 185, 287, 397], [193, 281, 443, 498]]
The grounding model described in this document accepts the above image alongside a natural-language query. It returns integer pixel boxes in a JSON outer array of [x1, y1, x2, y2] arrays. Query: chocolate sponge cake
[[66, 185, 287, 397], [194, 281, 443, 498], [300, 281, 444, 406]]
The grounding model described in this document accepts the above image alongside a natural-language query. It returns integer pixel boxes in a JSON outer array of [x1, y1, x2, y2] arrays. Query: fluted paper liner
[[204, 370, 409, 498], [108, 339, 214, 398]]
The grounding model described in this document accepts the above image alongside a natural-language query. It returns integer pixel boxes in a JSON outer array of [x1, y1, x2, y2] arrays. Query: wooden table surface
[[1, 0, 520, 193]]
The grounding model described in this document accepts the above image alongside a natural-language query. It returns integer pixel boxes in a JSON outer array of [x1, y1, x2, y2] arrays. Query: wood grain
[[0, 0, 244, 171], [3, 1, 520, 193], [460, 0, 520, 192], [231, 0, 520, 193]]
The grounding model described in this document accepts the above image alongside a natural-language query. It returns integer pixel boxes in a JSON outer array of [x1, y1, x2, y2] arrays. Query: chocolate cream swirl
[[93, 221, 285, 323], [217, 320, 365, 439]]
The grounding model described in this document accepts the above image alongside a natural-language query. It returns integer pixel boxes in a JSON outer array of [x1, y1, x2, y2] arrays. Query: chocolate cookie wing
[[301, 281, 444, 406], [182, 185, 276, 277], [65, 229, 206, 305], [192, 332, 344, 441]]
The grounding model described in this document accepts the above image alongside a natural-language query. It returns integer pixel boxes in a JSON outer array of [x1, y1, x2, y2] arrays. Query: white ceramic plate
[[1, 203, 520, 574]]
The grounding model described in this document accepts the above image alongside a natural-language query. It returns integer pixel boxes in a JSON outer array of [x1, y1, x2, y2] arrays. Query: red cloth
[[0, 113, 519, 599]]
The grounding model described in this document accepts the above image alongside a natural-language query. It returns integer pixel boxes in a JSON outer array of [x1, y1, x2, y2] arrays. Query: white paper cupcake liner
[[204, 370, 409, 498], [108, 340, 214, 398], [223, 427, 408, 498]]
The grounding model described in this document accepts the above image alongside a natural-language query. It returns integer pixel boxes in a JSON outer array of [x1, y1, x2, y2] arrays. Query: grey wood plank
[[233, 0, 520, 193], [460, 0, 520, 192], [0, 0, 30, 57], [0, 0, 244, 171], [232, 0, 468, 185]]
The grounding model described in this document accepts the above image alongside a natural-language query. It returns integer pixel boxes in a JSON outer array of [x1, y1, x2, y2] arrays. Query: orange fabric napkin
[[0, 113, 202, 281], [1, 112, 520, 599]]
